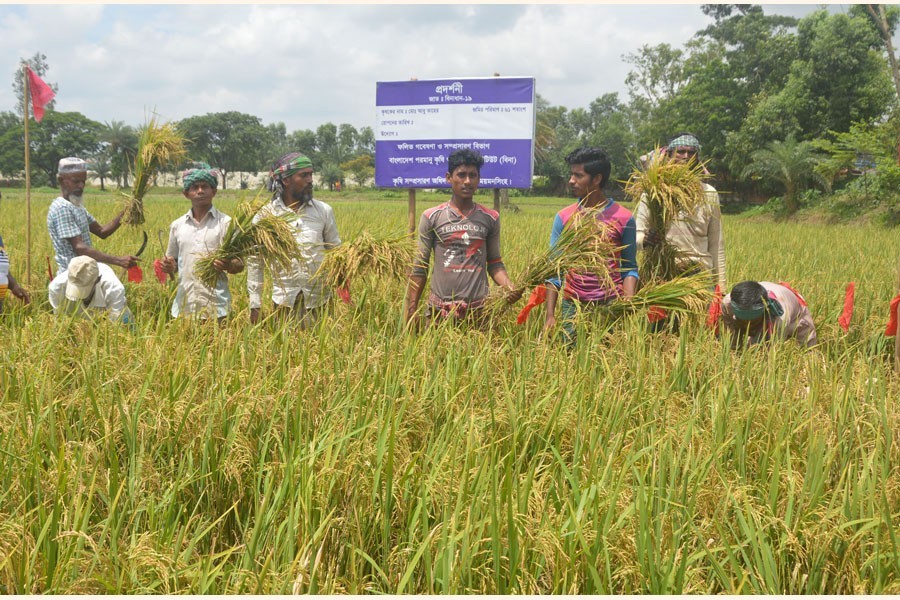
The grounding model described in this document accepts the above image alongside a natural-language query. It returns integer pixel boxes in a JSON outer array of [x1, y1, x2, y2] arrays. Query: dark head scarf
[[268, 152, 313, 195], [182, 162, 219, 192]]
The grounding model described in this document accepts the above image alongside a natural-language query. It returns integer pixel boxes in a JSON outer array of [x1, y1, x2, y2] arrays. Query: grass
[[0, 185, 898, 593]]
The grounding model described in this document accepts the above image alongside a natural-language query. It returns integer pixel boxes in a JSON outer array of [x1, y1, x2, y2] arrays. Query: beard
[[290, 186, 313, 206], [68, 193, 85, 208]]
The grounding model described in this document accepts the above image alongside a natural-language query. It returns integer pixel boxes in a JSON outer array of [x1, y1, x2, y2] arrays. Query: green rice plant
[[485, 206, 618, 314], [121, 117, 187, 226], [193, 196, 300, 289], [314, 230, 415, 289]]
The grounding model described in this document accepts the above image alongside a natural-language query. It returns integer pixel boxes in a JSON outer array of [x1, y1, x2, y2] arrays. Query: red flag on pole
[[26, 66, 55, 123], [838, 282, 855, 333], [885, 292, 900, 336]]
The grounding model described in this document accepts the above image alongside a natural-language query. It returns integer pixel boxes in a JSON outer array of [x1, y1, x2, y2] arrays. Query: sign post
[[375, 77, 536, 201]]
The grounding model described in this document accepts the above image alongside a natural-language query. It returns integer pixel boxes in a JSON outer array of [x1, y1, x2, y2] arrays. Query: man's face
[[568, 164, 601, 199], [283, 168, 314, 205], [59, 172, 87, 200], [731, 315, 765, 338], [183, 181, 217, 206], [670, 145, 698, 165], [446, 164, 480, 201]]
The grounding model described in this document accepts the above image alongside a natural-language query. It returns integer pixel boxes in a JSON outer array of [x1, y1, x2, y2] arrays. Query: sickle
[[135, 231, 148, 257]]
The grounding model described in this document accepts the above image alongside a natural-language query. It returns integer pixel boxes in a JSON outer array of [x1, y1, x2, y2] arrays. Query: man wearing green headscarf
[[159, 162, 243, 320], [721, 281, 817, 347], [247, 152, 341, 326]]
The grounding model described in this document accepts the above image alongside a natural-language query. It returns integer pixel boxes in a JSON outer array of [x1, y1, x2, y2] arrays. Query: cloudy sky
[[0, 3, 870, 134]]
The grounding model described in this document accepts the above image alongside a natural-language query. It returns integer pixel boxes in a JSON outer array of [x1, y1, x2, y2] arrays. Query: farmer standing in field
[[635, 133, 726, 290], [720, 280, 818, 347], [543, 147, 638, 345], [159, 163, 243, 321], [48, 255, 134, 324], [46, 157, 141, 273], [246, 152, 341, 327], [406, 148, 520, 326]]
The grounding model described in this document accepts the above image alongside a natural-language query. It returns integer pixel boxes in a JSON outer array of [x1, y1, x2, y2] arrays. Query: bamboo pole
[[22, 62, 32, 286], [408, 188, 416, 234]]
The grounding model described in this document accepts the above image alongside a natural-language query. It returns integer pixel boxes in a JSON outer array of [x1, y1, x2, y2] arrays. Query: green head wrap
[[731, 292, 784, 322], [182, 162, 219, 192], [270, 152, 313, 181]]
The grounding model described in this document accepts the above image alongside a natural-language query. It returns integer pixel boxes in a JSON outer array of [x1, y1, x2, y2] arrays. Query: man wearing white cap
[[46, 156, 141, 274], [48, 255, 133, 323]]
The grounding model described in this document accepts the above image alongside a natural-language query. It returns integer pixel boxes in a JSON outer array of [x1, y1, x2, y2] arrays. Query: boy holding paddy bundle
[[543, 147, 638, 346], [406, 148, 520, 327], [159, 163, 243, 321], [246, 152, 341, 328]]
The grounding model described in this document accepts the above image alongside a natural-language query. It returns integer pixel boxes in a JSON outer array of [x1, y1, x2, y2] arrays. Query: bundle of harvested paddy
[[194, 198, 300, 289], [594, 272, 715, 321], [623, 149, 710, 281], [486, 206, 619, 313], [122, 117, 187, 226], [314, 230, 415, 289]]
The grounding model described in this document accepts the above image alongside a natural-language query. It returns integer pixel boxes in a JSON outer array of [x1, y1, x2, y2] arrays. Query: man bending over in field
[[159, 163, 243, 321], [47, 157, 141, 273], [543, 147, 638, 347], [721, 281, 817, 348], [247, 152, 341, 328], [406, 148, 520, 327], [49, 255, 133, 324]]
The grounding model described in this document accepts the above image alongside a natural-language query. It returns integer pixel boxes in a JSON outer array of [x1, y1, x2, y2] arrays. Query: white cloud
[[0, 3, 881, 134]]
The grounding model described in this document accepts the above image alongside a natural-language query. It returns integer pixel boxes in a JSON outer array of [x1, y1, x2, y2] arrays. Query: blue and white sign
[[375, 77, 535, 188]]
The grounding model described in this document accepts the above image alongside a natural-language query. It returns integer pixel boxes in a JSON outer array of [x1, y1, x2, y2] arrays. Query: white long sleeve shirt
[[246, 196, 341, 310], [635, 183, 726, 289], [48, 262, 132, 323]]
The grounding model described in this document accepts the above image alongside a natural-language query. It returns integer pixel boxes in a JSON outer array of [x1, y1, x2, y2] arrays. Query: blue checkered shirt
[[47, 197, 96, 272]]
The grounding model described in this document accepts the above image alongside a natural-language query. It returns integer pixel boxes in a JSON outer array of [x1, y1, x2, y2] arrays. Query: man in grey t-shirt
[[405, 149, 521, 325]]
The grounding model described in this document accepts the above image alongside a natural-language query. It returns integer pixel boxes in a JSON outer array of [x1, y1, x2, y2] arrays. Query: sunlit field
[[0, 185, 898, 593]]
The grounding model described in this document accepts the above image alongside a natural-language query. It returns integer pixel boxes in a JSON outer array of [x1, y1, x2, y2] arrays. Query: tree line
[[2, 5, 900, 216]]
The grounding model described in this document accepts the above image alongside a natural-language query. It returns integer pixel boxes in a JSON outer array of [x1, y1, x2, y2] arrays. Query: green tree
[[101, 120, 137, 188], [0, 111, 102, 186], [178, 111, 268, 189], [88, 150, 112, 191], [861, 4, 900, 100], [12, 52, 57, 117], [340, 154, 374, 188], [742, 135, 829, 214]]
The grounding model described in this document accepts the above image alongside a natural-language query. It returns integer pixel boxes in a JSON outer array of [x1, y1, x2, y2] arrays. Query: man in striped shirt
[[406, 149, 520, 326], [544, 147, 638, 345]]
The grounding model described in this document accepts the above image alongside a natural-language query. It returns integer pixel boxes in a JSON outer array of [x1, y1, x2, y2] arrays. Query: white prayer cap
[[58, 157, 87, 175], [65, 256, 99, 301]]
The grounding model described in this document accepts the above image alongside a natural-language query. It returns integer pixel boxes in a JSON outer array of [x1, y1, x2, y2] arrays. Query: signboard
[[375, 77, 535, 189]]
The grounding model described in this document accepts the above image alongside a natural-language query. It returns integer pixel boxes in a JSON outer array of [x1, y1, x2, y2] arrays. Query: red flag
[[152, 259, 168, 284], [838, 282, 855, 332], [26, 66, 55, 123], [647, 306, 667, 323], [516, 285, 546, 325], [706, 284, 723, 330], [127, 265, 143, 283], [885, 293, 900, 336]]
